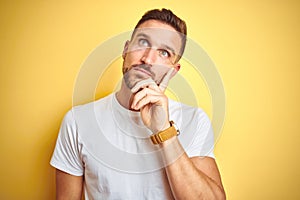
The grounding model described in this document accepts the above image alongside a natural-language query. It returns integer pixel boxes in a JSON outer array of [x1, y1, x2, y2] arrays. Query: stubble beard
[[123, 64, 155, 90], [123, 71, 146, 90]]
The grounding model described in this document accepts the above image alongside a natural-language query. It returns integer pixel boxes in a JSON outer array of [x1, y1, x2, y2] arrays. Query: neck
[[116, 79, 134, 110]]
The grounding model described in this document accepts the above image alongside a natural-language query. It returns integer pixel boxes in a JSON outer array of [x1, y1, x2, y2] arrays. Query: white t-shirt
[[50, 93, 215, 199]]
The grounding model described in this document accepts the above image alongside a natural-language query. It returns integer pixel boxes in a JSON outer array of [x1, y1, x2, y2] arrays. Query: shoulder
[[168, 99, 210, 122], [61, 94, 114, 127], [71, 93, 113, 114]]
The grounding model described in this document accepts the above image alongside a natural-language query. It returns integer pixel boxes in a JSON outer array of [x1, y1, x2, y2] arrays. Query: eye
[[158, 49, 171, 58], [138, 39, 150, 47]]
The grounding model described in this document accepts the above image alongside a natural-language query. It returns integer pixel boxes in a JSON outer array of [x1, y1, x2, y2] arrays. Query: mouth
[[134, 67, 153, 77]]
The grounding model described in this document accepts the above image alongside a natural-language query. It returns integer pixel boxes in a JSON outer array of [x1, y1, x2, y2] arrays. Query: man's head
[[122, 8, 187, 90]]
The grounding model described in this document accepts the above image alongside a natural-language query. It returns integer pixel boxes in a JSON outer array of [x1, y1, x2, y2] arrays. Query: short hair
[[134, 8, 187, 61]]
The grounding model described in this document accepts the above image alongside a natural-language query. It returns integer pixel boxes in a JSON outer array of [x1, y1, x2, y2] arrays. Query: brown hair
[[134, 8, 187, 60]]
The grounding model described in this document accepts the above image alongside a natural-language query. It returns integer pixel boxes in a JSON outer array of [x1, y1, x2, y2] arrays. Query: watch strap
[[150, 121, 179, 145]]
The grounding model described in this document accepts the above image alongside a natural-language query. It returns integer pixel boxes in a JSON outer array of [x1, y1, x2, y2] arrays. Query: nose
[[141, 48, 156, 64]]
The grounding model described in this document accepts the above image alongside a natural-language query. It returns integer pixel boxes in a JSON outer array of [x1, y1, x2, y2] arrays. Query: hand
[[130, 68, 174, 133]]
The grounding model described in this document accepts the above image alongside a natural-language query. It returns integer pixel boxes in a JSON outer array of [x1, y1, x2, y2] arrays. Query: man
[[51, 8, 226, 199]]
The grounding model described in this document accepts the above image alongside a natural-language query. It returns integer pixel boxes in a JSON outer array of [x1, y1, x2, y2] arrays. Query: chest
[[81, 148, 174, 199]]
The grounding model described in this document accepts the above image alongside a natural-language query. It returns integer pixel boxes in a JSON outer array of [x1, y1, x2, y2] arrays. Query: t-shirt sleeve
[[50, 110, 84, 176], [185, 110, 215, 159]]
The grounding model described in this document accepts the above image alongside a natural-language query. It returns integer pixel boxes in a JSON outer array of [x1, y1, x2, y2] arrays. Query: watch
[[150, 121, 180, 145]]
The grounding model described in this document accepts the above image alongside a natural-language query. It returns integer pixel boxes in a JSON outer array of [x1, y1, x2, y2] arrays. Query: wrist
[[159, 135, 177, 147], [150, 121, 180, 145], [150, 120, 170, 134]]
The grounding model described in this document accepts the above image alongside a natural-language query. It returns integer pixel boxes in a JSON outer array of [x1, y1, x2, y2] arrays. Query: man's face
[[122, 20, 182, 90]]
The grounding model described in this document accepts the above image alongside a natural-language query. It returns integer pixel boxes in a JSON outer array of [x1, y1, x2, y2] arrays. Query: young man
[[51, 8, 226, 199]]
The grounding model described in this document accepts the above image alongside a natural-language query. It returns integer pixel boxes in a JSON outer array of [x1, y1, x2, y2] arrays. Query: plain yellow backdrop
[[1, 1, 299, 199]]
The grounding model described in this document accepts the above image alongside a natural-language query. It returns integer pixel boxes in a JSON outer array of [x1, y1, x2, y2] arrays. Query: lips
[[134, 67, 152, 77]]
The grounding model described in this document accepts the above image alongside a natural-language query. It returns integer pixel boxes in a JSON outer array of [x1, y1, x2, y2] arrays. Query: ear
[[122, 40, 130, 59], [171, 63, 181, 77]]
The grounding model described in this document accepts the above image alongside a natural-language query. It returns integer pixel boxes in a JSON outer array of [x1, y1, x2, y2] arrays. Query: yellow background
[[1, 1, 299, 199]]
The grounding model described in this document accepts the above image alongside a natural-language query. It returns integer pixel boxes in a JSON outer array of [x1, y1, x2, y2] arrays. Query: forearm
[[161, 138, 226, 200]]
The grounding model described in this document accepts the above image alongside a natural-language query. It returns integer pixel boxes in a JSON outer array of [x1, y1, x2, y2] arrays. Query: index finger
[[131, 78, 156, 93], [158, 68, 175, 91]]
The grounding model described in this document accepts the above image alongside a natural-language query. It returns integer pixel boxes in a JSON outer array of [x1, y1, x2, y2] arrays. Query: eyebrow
[[135, 33, 176, 56], [135, 33, 150, 40]]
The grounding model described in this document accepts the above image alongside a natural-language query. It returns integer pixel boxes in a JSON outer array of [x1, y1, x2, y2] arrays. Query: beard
[[123, 64, 155, 89]]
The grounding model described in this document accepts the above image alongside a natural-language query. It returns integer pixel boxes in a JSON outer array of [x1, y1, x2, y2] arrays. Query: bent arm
[[162, 137, 226, 200], [56, 169, 84, 200]]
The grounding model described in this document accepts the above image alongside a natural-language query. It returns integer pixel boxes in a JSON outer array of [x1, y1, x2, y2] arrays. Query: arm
[[51, 110, 85, 199], [132, 87, 226, 199], [56, 169, 84, 200], [161, 137, 226, 200], [131, 70, 225, 199]]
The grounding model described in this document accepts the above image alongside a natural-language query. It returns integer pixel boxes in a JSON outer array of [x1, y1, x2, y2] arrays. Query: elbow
[[209, 184, 226, 200], [216, 187, 226, 200], [197, 186, 226, 200]]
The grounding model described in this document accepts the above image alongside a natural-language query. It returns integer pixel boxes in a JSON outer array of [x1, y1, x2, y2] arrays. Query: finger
[[133, 94, 162, 110], [158, 68, 175, 91], [131, 78, 156, 93], [131, 87, 161, 109], [147, 83, 161, 92]]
